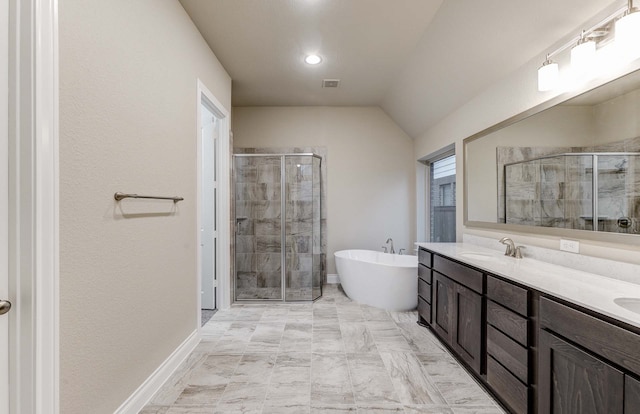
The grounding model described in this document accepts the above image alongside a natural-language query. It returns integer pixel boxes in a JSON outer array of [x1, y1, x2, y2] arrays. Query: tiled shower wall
[[235, 155, 283, 299], [503, 155, 594, 229], [233, 147, 327, 301], [498, 137, 640, 234]]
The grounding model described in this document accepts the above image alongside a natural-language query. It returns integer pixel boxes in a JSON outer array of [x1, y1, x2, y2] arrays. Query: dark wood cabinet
[[452, 282, 483, 374], [487, 324, 528, 383], [418, 248, 433, 268], [539, 297, 640, 376], [538, 297, 640, 414], [418, 248, 434, 326], [486, 275, 532, 414], [538, 329, 624, 414], [431, 268, 483, 375], [433, 254, 483, 293], [487, 275, 528, 316], [433, 272, 454, 343], [417, 296, 431, 324], [417, 247, 640, 414], [418, 273, 431, 302], [487, 299, 528, 346], [626, 375, 640, 413], [487, 355, 529, 414]]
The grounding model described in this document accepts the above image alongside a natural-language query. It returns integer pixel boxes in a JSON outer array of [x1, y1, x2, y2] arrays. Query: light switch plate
[[560, 239, 580, 253]]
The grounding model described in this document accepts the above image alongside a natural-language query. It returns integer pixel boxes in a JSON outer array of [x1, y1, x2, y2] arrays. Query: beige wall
[[59, 1, 231, 412], [594, 88, 640, 143], [414, 6, 640, 265], [232, 106, 415, 274]]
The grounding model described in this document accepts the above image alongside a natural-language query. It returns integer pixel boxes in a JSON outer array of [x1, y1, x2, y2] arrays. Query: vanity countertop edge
[[416, 241, 640, 329]]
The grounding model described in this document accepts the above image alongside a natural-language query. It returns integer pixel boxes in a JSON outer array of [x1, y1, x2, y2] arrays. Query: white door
[[200, 102, 218, 310], [1, 0, 10, 410]]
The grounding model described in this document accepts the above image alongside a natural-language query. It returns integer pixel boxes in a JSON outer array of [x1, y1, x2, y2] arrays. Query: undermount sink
[[614, 297, 640, 315], [459, 252, 497, 261]]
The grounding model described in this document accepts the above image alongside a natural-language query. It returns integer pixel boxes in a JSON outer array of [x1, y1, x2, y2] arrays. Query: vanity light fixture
[[538, 55, 559, 92], [537, 1, 640, 92], [616, 0, 640, 62], [570, 31, 596, 77], [304, 54, 322, 65]]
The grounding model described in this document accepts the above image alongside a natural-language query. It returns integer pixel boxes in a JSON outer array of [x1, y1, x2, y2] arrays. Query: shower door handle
[[236, 217, 248, 234], [0, 300, 11, 315]]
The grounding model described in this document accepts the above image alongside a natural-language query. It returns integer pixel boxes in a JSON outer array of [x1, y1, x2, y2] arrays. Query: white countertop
[[416, 242, 640, 329]]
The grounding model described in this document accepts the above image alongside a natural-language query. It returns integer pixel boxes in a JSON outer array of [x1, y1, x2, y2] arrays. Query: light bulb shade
[[538, 61, 559, 92], [616, 11, 640, 62], [571, 40, 596, 75]]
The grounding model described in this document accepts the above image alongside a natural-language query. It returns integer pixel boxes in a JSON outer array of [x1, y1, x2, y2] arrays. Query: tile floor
[[141, 285, 506, 414]]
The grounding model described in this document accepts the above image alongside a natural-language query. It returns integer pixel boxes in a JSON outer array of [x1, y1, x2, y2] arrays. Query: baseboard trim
[[327, 273, 340, 284], [114, 329, 200, 414]]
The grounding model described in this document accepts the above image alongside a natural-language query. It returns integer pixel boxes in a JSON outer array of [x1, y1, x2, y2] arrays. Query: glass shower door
[[312, 156, 322, 300], [284, 155, 315, 301], [235, 155, 283, 300]]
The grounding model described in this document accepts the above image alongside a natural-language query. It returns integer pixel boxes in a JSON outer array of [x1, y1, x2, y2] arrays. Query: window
[[429, 153, 456, 242]]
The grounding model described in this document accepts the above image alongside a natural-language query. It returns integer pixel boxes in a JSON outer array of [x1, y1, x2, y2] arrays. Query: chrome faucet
[[499, 237, 516, 257], [398, 248, 406, 255], [385, 238, 395, 254], [381, 246, 388, 253], [499, 237, 525, 259]]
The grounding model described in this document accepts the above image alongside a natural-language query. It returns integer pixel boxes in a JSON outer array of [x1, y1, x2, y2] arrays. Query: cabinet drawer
[[487, 275, 528, 316], [487, 300, 528, 346], [418, 296, 431, 324], [418, 248, 433, 268], [418, 264, 431, 283], [487, 356, 529, 414], [540, 297, 640, 376], [418, 276, 431, 303], [433, 255, 483, 293], [487, 324, 528, 383]]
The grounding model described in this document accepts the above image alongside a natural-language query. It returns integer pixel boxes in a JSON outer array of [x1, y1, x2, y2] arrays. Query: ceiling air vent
[[322, 79, 340, 88]]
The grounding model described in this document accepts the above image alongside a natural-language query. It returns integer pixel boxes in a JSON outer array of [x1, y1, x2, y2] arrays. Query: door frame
[[196, 79, 231, 329], [8, 0, 59, 413]]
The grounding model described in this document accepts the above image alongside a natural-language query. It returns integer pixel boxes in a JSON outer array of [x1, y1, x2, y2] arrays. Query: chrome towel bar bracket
[[114, 192, 184, 203]]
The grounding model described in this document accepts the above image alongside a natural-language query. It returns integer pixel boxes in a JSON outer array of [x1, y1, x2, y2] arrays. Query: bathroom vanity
[[416, 243, 640, 414]]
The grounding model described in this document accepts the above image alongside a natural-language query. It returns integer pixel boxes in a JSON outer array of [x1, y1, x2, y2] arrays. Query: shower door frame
[[233, 153, 322, 302]]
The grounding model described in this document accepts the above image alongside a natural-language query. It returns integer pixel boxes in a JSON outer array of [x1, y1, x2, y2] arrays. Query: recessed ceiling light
[[304, 54, 322, 65]]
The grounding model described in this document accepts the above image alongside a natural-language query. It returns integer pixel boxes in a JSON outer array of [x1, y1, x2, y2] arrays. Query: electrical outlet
[[560, 239, 580, 253]]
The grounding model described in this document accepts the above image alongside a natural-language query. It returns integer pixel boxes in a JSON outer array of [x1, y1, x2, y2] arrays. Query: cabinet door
[[626, 375, 640, 413], [538, 330, 624, 414], [452, 283, 483, 375], [433, 272, 454, 343]]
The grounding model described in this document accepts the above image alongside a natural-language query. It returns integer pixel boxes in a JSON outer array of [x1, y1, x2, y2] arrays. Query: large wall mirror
[[464, 66, 640, 244]]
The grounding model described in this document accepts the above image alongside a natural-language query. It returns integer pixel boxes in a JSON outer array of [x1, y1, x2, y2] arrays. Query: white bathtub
[[334, 249, 418, 311]]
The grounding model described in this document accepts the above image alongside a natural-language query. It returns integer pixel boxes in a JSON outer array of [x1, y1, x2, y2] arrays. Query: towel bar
[[114, 192, 184, 203]]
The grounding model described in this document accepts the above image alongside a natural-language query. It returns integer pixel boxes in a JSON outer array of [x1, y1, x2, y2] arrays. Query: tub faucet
[[381, 246, 388, 253], [398, 248, 406, 255], [499, 237, 516, 257], [385, 238, 395, 254]]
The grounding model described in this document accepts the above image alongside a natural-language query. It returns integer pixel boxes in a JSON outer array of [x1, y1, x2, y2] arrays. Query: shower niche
[[234, 153, 323, 301]]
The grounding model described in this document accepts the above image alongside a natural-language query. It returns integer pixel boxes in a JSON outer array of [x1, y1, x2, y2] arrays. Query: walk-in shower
[[234, 153, 322, 301]]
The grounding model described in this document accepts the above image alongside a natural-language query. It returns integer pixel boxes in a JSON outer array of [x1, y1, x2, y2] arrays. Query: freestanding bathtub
[[334, 250, 418, 311]]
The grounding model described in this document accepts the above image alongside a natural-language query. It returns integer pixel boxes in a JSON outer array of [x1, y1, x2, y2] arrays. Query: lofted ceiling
[[180, 0, 621, 138]]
